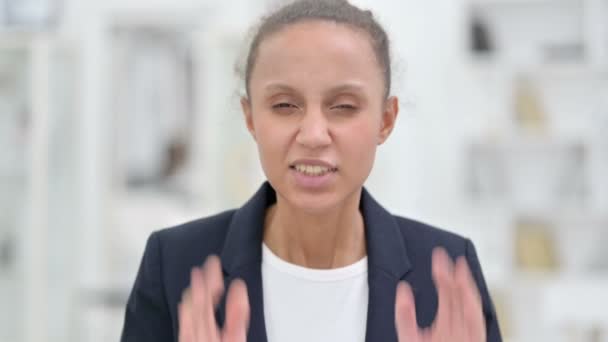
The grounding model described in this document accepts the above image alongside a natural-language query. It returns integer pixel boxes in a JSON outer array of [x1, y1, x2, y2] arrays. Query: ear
[[241, 96, 256, 141], [378, 96, 399, 145]]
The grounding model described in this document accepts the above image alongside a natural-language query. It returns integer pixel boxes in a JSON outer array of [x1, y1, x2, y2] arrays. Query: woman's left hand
[[394, 248, 486, 342]]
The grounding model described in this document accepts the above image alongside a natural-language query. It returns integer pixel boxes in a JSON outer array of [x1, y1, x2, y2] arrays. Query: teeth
[[294, 164, 334, 176]]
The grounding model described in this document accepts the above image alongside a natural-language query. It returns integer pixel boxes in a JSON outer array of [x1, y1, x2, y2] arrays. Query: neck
[[263, 188, 367, 269]]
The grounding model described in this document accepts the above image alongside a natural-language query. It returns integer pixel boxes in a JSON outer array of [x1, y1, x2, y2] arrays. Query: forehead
[[262, 20, 373, 52], [250, 20, 384, 96]]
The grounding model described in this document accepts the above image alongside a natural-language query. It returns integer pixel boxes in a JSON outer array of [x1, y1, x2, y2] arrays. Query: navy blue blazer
[[121, 182, 502, 341]]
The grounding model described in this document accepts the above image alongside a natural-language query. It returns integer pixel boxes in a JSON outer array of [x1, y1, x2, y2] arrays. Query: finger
[[395, 281, 421, 342], [222, 279, 250, 342], [431, 247, 455, 335], [454, 256, 486, 342], [190, 267, 219, 341], [202, 255, 225, 307], [451, 257, 467, 336], [178, 300, 195, 342]]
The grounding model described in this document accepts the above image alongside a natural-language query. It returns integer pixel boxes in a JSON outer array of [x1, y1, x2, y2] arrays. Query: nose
[[295, 107, 332, 149]]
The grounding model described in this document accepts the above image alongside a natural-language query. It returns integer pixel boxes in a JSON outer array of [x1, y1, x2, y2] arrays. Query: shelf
[[469, 0, 583, 7], [467, 60, 608, 79], [541, 275, 608, 325], [466, 0, 607, 67], [468, 139, 588, 207]]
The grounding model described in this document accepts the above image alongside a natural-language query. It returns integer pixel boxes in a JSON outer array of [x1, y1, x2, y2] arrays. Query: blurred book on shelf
[[515, 219, 558, 272], [513, 75, 548, 135]]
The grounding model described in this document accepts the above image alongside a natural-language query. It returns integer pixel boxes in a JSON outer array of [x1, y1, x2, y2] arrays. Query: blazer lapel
[[360, 188, 412, 342], [217, 182, 413, 342], [366, 269, 401, 341], [221, 265, 267, 342], [219, 183, 275, 342]]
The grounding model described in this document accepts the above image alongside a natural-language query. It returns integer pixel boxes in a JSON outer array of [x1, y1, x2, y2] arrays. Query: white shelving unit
[[464, 0, 608, 341], [1, 36, 51, 342], [1, 2, 265, 341], [0, 32, 82, 342]]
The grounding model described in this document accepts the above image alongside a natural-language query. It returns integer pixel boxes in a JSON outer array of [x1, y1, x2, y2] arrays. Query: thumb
[[395, 281, 420, 342], [222, 279, 250, 342]]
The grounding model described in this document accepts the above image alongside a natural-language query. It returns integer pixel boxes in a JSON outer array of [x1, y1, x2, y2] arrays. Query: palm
[[178, 256, 250, 342]]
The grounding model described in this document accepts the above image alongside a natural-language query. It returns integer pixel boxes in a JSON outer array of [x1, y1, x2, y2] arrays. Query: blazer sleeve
[[465, 239, 503, 342], [121, 232, 174, 342]]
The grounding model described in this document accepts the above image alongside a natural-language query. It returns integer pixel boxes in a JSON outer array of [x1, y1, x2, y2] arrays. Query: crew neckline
[[262, 243, 368, 282]]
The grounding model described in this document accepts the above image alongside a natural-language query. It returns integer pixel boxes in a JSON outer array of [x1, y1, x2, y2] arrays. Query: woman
[[121, 1, 502, 341]]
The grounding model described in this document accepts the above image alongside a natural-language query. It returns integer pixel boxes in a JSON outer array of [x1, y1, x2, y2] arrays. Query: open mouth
[[289, 164, 338, 177]]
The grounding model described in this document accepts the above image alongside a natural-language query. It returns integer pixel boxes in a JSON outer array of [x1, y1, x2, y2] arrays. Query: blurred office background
[[0, 0, 607, 341]]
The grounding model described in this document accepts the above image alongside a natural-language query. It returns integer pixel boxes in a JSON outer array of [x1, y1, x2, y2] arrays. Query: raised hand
[[178, 255, 250, 342], [395, 248, 486, 342]]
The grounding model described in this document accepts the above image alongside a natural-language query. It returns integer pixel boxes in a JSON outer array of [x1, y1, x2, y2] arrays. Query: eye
[[272, 102, 300, 115], [331, 104, 358, 111], [273, 103, 297, 109]]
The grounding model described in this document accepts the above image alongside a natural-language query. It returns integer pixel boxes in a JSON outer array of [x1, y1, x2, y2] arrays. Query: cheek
[[337, 117, 380, 166], [253, 117, 292, 164]]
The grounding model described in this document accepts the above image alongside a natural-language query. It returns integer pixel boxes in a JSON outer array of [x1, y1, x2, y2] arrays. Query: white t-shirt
[[261, 243, 369, 342]]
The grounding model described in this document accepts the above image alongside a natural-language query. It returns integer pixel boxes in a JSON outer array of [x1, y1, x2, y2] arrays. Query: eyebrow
[[327, 83, 366, 95], [263, 82, 366, 95], [264, 83, 297, 93]]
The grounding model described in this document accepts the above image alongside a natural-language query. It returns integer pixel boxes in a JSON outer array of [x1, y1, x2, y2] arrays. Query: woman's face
[[242, 20, 398, 214]]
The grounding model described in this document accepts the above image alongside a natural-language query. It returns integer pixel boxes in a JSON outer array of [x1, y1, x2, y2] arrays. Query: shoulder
[[156, 210, 236, 246], [149, 209, 236, 268], [138, 210, 238, 305], [390, 215, 501, 339], [392, 215, 471, 259]]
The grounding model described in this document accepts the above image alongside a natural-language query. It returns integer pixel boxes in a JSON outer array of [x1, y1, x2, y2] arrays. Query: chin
[[270, 173, 363, 213], [285, 187, 353, 214]]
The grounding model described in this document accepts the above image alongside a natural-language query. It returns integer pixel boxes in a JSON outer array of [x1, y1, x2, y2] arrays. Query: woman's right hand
[[178, 255, 250, 342]]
